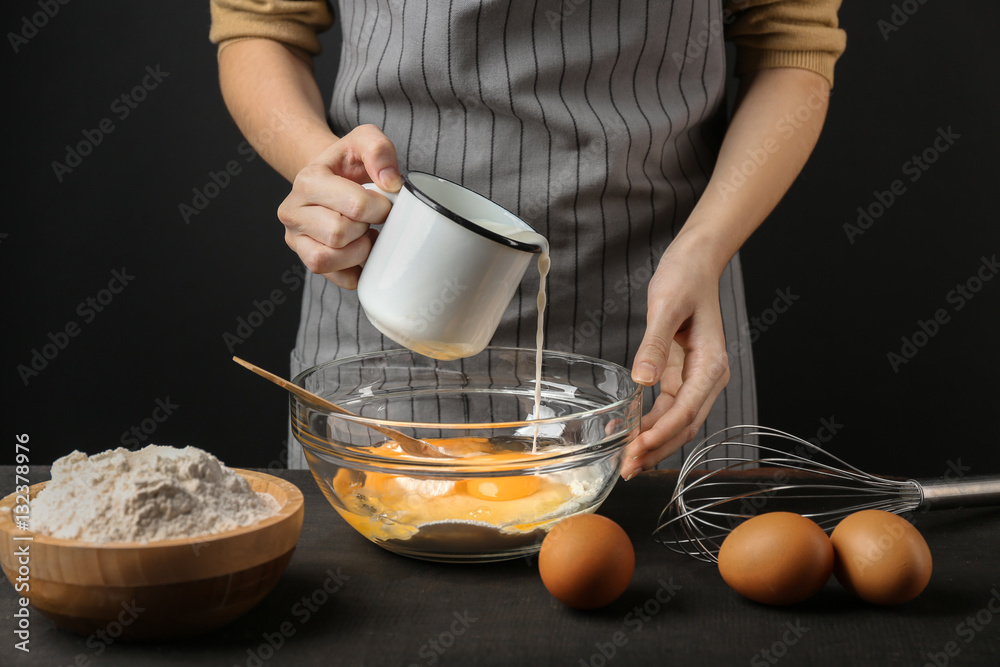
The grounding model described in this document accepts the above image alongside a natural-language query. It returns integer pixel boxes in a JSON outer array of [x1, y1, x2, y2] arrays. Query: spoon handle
[[232, 356, 448, 459]]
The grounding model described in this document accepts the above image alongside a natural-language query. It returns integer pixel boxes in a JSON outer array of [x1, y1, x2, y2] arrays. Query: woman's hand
[[621, 235, 731, 480], [620, 68, 832, 479], [218, 41, 402, 289], [277, 124, 402, 289]]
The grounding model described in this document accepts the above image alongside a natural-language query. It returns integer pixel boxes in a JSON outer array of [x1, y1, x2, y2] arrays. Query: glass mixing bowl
[[291, 347, 642, 562]]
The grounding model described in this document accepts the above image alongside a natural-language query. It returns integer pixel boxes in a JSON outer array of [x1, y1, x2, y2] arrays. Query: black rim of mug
[[400, 171, 544, 254]]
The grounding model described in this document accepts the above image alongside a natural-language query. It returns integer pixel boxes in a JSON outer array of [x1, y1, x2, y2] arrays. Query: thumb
[[371, 163, 401, 193], [351, 125, 401, 192], [632, 325, 678, 386]]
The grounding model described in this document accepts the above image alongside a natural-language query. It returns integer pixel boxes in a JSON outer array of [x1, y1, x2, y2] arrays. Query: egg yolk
[[328, 437, 592, 543], [462, 476, 542, 501]]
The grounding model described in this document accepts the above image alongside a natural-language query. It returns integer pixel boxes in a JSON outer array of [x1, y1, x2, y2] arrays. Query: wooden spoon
[[232, 356, 450, 459]]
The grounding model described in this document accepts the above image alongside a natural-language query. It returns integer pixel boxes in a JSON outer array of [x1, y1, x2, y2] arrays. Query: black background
[[3, 1, 998, 478]]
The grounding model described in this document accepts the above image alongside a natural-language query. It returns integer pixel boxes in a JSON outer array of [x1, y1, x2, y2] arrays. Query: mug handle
[[362, 182, 398, 204]]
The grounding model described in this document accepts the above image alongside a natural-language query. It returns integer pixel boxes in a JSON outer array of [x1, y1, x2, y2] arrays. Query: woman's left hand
[[621, 235, 730, 479], [619, 68, 833, 479]]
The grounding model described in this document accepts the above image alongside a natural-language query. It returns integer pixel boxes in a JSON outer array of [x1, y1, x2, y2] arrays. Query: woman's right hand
[[277, 124, 402, 289]]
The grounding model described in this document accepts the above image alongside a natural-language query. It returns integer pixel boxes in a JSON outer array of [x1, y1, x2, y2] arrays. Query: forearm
[[218, 39, 338, 181], [674, 67, 831, 273]]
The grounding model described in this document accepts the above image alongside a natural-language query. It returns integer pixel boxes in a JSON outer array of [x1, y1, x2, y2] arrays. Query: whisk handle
[[915, 475, 1000, 511]]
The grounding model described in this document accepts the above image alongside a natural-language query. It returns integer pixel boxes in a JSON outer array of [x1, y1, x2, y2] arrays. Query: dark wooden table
[[2, 466, 998, 666]]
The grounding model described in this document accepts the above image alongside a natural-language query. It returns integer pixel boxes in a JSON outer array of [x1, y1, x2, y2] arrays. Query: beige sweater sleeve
[[208, 0, 846, 86], [209, 0, 334, 57], [724, 0, 847, 87]]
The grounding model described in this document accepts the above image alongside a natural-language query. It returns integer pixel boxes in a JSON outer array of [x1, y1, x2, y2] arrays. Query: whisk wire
[[655, 425, 925, 562]]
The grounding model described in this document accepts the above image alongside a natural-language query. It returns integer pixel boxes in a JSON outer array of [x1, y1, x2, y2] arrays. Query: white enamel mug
[[357, 171, 545, 361]]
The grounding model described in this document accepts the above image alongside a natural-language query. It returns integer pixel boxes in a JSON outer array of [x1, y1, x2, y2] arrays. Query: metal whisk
[[654, 425, 1000, 562]]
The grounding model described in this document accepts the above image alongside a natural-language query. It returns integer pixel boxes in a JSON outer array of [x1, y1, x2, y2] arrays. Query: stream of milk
[[469, 220, 550, 451]]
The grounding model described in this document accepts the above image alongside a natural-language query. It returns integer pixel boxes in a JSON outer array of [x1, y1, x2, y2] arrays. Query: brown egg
[[538, 514, 634, 609], [831, 509, 932, 605], [718, 512, 834, 605]]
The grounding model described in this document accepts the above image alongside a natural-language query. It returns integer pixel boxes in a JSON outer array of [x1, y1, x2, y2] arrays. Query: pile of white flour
[[31, 445, 280, 543]]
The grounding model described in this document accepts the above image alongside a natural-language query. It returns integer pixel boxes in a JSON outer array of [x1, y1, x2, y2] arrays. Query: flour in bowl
[[31, 445, 280, 543]]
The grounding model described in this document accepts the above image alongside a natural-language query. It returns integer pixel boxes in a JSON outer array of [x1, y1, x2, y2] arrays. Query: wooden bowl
[[0, 470, 303, 639]]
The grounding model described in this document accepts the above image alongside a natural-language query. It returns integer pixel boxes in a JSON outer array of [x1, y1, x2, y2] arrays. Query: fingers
[[622, 270, 731, 479], [279, 125, 401, 288], [645, 332, 729, 445], [631, 329, 675, 387], [281, 194, 370, 243], [313, 123, 402, 192], [286, 228, 377, 289], [621, 360, 729, 479], [631, 271, 689, 386], [286, 166, 393, 226], [278, 175, 384, 288]]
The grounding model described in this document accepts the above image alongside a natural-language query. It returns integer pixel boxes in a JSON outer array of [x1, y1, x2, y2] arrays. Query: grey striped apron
[[288, 0, 757, 469]]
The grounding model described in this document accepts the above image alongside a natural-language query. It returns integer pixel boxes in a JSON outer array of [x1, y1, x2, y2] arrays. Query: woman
[[210, 0, 846, 474]]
